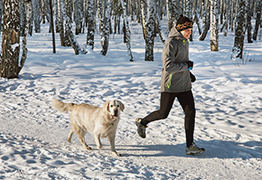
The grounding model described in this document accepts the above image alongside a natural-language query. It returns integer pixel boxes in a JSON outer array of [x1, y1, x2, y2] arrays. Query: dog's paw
[[86, 146, 92, 150], [97, 145, 103, 150], [112, 151, 121, 156]]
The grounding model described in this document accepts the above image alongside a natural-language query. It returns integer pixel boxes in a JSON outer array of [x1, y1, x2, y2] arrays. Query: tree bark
[[210, 0, 219, 51], [121, 0, 133, 61], [141, 0, 156, 61], [246, 0, 253, 43], [86, 0, 95, 49], [253, 0, 261, 41], [0, 0, 30, 79], [231, 0, 246, 60], [199, 0, 210, 41], [65, 0, 84, 54]]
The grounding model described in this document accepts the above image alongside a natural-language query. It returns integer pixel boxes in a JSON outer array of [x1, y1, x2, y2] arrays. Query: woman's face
[[180, 28, 192, 40]]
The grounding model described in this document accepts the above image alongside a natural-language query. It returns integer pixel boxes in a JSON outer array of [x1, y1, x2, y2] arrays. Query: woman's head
[[176, 15, 193, 39]]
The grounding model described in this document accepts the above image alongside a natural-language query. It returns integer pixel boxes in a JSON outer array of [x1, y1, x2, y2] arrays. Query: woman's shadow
[[118, 140, 262, 159]]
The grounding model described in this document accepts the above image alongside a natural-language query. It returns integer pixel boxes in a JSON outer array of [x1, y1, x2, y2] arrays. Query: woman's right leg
[[141, 92, 178, 126]]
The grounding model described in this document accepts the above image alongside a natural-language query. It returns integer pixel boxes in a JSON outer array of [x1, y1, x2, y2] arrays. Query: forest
[[0, 0, 261, 79]]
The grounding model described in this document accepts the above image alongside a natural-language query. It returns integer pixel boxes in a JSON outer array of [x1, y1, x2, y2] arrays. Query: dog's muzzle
[[114, 109, 118, 117]]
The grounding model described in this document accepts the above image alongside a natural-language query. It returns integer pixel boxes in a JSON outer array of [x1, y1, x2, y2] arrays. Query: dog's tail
[[52, 99, 75, 113]]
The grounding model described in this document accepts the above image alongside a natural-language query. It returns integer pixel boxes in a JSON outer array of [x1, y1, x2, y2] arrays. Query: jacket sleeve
[[162, 39, 188, 73]]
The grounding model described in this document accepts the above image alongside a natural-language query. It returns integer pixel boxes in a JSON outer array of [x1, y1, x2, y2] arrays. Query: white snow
[[0, 22, 262, 179]]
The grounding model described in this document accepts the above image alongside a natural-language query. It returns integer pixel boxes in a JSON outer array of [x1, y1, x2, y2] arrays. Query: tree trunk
[[199, 0, 210, 41], [86, 0, 95, 49], [34, 0, 42, 33], [74, 0, 83, 35], [166, 0, 179, 31], [246, 0, 253, 43], [185, 0, 193, 42], [195, 10, 202, 35], [0, 0, 2, 31], [20, 1, 32, 71], [155, 5, 166, 44], [100, 0, 112, 56], [121, 0, 133, 61], [0, 0, 30, 79], [65, 0, 84, 54], [253, 0, 261, 41], [231, 0, 246, 60], [141, 0, 156, 61], [55, 0, 60, 33], [58, 0, 66, 46], [210, 0, 219, 51], [21, 0, 26, 36]]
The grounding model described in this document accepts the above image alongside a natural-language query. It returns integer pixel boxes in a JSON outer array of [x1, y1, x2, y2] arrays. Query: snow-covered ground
[[0, 21, 262, 179]]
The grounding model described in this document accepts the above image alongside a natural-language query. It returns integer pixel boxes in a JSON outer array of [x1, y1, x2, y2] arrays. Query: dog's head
[[103, 100, 125, 118]]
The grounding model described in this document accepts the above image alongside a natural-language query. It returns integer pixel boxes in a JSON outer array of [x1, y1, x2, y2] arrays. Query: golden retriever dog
[[52, 99, 125, 156]]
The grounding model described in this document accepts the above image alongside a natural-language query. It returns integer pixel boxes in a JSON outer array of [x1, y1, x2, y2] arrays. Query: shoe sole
[[135, 120, 146, 138], [186, 149, 205, 155]]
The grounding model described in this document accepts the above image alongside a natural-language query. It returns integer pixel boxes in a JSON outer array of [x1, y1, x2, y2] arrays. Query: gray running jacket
[[160, 27, 192, 93]]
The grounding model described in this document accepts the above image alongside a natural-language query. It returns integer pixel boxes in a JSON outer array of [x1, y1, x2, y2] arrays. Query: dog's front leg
[[108, 134, 121, 156]]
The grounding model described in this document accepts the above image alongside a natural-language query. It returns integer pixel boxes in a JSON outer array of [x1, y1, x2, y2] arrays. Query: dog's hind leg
[[77, 128, 91, 150], [67, 129, 74, 143]]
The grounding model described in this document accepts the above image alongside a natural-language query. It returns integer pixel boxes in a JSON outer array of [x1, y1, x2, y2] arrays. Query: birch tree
[[86, 0, 95, 49], [33, 0, 42, 33], [54, 0, 60, 33], [99, 0, 112, 56], [74, 0, 83, 35], [185, 0, 193, 41], [58, 0, 66, 46], [65, 0, 85, 54], [246, 0, 253, 43], [166, 0, 180, 31], [0, 0, 31, 78], [231, 0, 246, 60], [0, 0, 2, 31], [220, 0, 229, 36], [121, 0, 133, 61], [253, 0, 261, 41], [199, 0, 210, 41], [210, 0, 219, 51], [141, 0, 156, 61]]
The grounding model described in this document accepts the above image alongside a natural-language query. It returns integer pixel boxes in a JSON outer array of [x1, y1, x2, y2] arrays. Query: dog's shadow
[[116, 139, 262, 159]]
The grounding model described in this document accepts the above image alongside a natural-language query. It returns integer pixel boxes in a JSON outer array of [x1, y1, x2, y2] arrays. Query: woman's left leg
[[177, 90, 196, 147]]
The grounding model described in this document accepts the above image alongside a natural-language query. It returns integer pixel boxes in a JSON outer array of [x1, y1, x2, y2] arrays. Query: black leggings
[[141, 90, 195, 147]]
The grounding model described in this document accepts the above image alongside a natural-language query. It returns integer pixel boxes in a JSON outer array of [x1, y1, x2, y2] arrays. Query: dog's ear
[[118, 101, 125, 112], [103, 100, 111, 112]]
